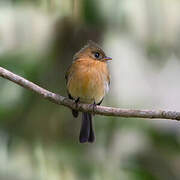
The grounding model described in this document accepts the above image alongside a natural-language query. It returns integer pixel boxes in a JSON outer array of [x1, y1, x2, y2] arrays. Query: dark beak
[[103, 57, 112, 61]]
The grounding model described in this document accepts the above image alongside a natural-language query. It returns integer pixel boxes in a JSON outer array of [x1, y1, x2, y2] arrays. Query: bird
[[65, 40, 112, 143]]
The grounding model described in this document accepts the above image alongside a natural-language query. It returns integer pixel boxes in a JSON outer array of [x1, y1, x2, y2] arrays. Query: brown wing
[[65, 64, 72, 85], [65, 63, 79, 117]]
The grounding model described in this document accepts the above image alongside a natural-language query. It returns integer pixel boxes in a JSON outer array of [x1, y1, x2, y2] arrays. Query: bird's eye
[[94, 52, 100, 58]]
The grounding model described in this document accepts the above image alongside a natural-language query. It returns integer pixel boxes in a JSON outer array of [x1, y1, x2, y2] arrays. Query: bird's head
[[73, 40, 112, 62]]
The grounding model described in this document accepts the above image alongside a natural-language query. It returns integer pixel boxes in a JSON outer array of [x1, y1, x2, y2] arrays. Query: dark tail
[[79, 112, 95, 143]]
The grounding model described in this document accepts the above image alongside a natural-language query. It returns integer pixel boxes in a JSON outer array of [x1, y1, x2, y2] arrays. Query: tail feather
[[79, 112, 90, 143], [88, 114, 95, 143], [79, 112, 95, 143]]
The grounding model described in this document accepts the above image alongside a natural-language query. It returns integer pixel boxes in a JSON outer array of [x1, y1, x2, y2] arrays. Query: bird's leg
[[75, 97, 80, 107], [96, 98, 103, 106], [90, 98, 103, 116], [68, 93, 79, 107], [89, 101, 96, 116], [68, 93, 79, 117], [72, 98, 80, 118]]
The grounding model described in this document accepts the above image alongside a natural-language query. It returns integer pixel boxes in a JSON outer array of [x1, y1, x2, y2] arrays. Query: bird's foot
[[75, 97, 80, 104], [89, 102, 96, 116], [74, 97, 80, 109], [72, 97, 79, 118]]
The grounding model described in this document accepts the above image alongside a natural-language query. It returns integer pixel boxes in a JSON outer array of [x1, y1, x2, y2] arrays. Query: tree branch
[[0, 66, 180, 121]]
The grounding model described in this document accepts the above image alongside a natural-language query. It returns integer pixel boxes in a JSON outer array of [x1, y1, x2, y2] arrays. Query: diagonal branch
[[0, 66, 180, 121]]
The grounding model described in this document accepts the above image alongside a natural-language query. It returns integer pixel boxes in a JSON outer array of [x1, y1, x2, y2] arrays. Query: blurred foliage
[[0, 0, 180, 180]]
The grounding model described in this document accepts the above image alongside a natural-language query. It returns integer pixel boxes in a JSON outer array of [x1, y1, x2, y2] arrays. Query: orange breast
[[67, 59, 109, 104]]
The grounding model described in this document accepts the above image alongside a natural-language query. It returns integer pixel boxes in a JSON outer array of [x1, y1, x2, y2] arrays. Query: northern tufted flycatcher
[[65, 40, 111, 143]]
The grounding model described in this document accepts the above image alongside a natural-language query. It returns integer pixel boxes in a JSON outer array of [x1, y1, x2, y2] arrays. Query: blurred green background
[[0, 0, 180, 179]]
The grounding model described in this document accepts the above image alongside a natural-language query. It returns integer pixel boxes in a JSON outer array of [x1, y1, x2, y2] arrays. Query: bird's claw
[[90, 102, 96, 116]]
